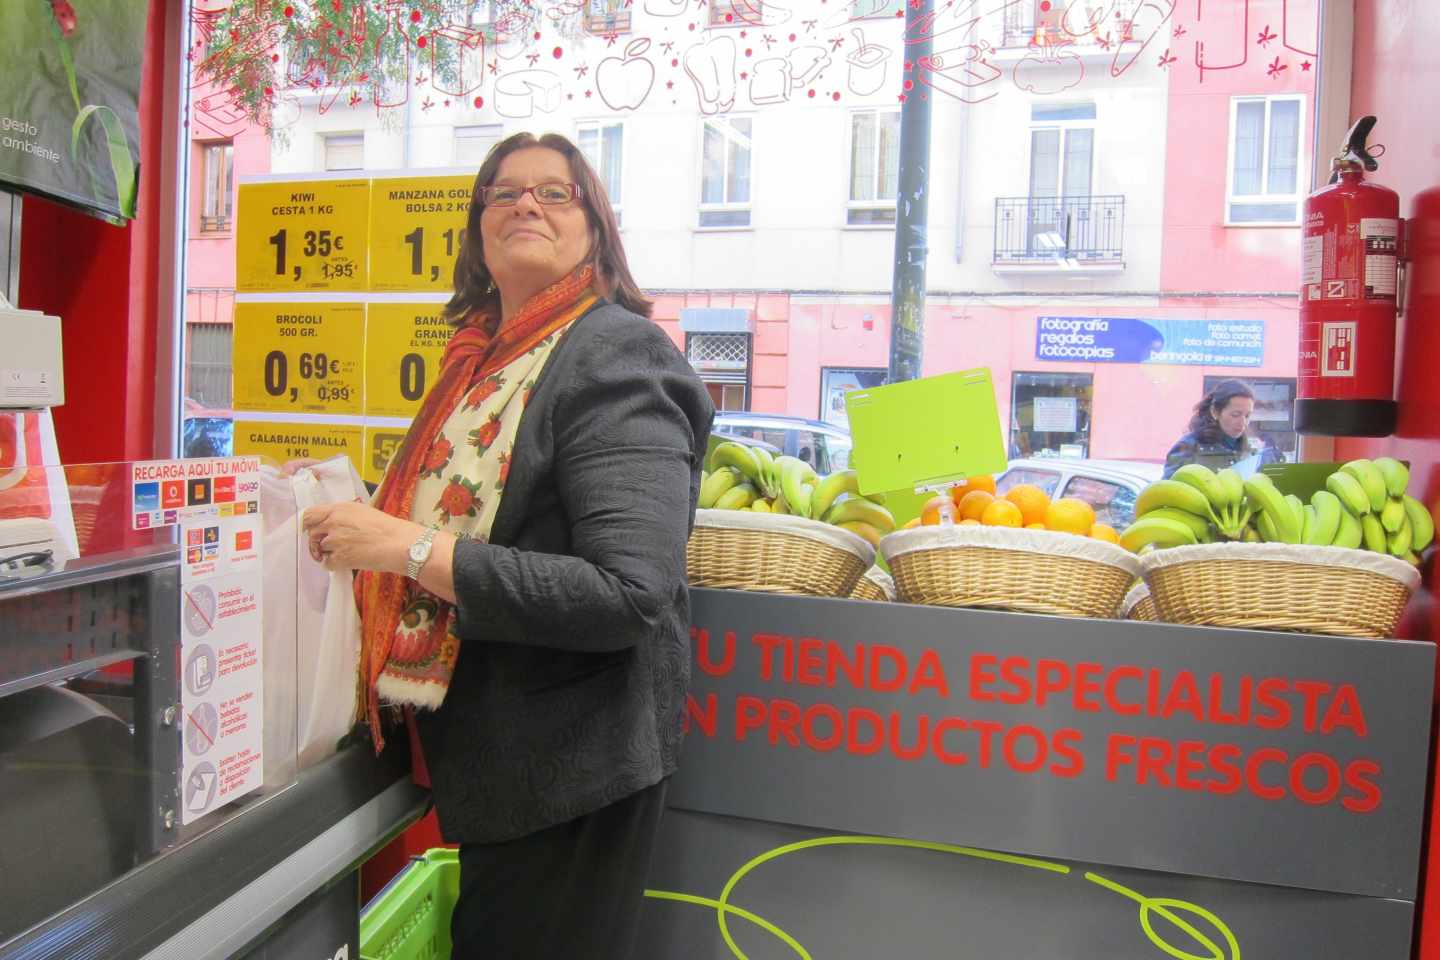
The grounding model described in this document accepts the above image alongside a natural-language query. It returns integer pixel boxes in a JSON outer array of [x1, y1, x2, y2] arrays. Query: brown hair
[[1188, 378, 1255, 442], [444, 131, 652, 323]]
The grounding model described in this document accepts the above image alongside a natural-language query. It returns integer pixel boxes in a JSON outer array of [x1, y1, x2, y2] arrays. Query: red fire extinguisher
[[1295, 116, 1405, 437]]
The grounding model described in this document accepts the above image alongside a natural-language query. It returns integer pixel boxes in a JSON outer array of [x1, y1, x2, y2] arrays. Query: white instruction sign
[[1033, 396, 1079, 433], [176, 457, 265, 825]]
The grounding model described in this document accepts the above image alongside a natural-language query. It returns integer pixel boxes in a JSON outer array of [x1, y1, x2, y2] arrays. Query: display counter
[[637, 587, 1436, 959]]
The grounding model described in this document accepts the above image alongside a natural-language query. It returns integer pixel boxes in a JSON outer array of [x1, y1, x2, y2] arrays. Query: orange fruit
[[957, 490, 995, 521], [981, 498, 1024, 528], [960, 518, 982, 526], [1045, 497, 1096, 536], [901, 516, 923, 530], [951, 474, 998, 505], [919, 494, 954, 526], [1004, 484, 1051, 526], [1090, 523, 1120, 544], [1026, 522, 1047, 530]]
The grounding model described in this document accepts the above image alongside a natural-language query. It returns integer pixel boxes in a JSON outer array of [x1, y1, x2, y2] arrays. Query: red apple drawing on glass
[[597, 38, 656, 111]]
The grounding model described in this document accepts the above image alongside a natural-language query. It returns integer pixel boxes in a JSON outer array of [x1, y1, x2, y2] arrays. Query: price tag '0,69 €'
[[236, 180, 370, 292], [368, 174, 474, 292], [233, 302, 364, 415]]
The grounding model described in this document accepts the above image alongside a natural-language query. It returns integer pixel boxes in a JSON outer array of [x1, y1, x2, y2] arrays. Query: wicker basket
[[848, 566, 895, 602], [880, 525, 1141, 619], [1139, 542, 1421, 639], [687, 509, 874, 597], [1121, 581, 1158, 622]]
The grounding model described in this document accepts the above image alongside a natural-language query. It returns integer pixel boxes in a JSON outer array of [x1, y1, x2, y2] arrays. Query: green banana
[[714, 482, 759, 511], [772, 493, 791, 515], [1380, 498, 1407, 534], [1388, 516, 1413, 557], [1244, 475, 1300, 544], [1300, 505, 1316, 545], [1242, 527, 1262, 543], [1140, 507, 1214, 543], [1256, 510, 1279, 543], [1341, 460, 1389, 513], [751, 498, 772, 513], [1308, 491, 1343, 546], [1170, 464, 1228, 512], [823, 496, 896, 532], [711, 442, 763, 487], [1216, 468, 1246, 511], [1120, 516, 1199, 553], [1402, 494, 1435, 551], [1136, 480, 1217, 524], [1326, 471, 1371, 517], [1373, 457, 1410, 499], [1406, 552, 1422, 566], [775, 456, 818, 519], [810, 470, 860, 521], [1361, 514, 1388, 553], [1332, 509, 1364, 549], [750, 446, 778, 498], [698, 466, 741, 508], [1284, 495, 1305, 538]]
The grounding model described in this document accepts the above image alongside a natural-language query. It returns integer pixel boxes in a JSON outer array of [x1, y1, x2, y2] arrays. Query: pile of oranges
[[901, 475, 1120, 543]]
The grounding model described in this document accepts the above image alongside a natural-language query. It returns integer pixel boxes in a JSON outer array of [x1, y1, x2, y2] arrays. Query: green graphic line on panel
[[645, 835, 1239, 960]]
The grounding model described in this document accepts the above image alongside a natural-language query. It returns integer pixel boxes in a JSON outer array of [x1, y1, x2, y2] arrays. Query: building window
[[699, 117, 752, 228], [322, 133, 364, 172], [1202, 375, 1298, 462], [454, 124, 502, 167], [577, 121, 623, 225], [849, 0, 904, 18], [585, 0, 632, 33], [848, 110, 900, 225], [1022, 102, 1096, 255], [686, 332, 751, 410], [1227, 96, 1304, 224], [200, 141, 234, 233], [185, 323, 233, 410], [820, 367, 888, 427], [1010, 371, 1093, 459], [708, 0, 764, 27]]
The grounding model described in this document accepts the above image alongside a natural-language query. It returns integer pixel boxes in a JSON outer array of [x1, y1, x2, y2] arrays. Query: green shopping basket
[[359, 848, 461, 960]]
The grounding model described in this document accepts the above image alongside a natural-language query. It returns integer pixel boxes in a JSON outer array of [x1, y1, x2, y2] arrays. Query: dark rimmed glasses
[[481, 182, 583, 207]]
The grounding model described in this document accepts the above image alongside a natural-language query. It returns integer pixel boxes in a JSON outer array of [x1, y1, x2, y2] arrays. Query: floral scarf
[[356, 266, 599, 751]]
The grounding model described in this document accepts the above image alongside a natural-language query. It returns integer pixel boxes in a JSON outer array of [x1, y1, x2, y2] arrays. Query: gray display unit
[[637, 588, 1436, 959]]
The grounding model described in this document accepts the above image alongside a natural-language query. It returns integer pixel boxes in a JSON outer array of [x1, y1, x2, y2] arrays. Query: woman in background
[[1163, 379, 1282, 478]]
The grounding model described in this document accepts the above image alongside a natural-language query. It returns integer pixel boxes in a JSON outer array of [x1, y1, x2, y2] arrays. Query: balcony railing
[[993, 195, 1125, 265], [1000, 0, 1142, 49], [199, 214, 231, 233]]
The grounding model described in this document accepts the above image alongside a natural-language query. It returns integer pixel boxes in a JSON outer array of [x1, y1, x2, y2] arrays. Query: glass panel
[[323, 135, 364, 171], [602, 124, 624, 204], [847, 206, 896, 225], [185, 324, 233, 414], [699, 209, 751, 227], [727, 119, 751, 204], [1062, 476, 1134, 528], [997, 468, 1062, 496], [1032, 103, 1098, 122], [1229, 201, 1298, 222], [1232, 100, 1265, 195], [701, 123, 724, 204], [851, 112, 876, 202], [1267, 99, 1300, 195], [879, 112, 900, 200], [1029, 129, 1060, 198], [1062, 128, 1093, 197]]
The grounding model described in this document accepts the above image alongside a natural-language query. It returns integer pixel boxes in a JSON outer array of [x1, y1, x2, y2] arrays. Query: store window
[[686, 332, 750, 410], [848, 110, 900, 226], [1227, 96, 1304, 224], [199, 141, 234, 233], [1202, 375, 1298, 463], [820, 367, 888, 427], [577, 121, 624, 224], [186, 323, 233, 410], [585, 0, 632, 33], [699, 117, 752, 227], [322, 133, 364, 172], [1010, 372, 1093, 459], [454, 124, 503, 168]]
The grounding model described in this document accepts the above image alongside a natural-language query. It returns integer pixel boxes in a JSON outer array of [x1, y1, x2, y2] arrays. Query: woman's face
[[1214, 396, 1254, 439], [480, 146, 592, 295]]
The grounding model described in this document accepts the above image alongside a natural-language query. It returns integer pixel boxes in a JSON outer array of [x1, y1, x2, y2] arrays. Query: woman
[[1162, 379, 1281, 478], [301, 132, 713, 957]]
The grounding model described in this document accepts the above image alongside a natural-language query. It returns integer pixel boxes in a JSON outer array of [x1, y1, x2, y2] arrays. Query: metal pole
[[887, 0, 933, 384]]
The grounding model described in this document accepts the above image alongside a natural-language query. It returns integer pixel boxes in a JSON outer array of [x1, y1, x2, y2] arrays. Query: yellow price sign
[[365, 302, 451, 418], [236, 179, 370, 292], [233, 421, 363, 470], [368, 174, 473, 292], [362, 425, 412, 487], [233, 302, 365, 415]]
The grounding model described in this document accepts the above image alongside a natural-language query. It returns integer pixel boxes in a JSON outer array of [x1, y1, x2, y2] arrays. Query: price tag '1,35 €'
[[235, 180, 370, 292]]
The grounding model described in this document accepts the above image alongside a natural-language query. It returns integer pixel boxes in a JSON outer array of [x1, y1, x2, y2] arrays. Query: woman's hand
[[302, 501, 422, 574], [280, 457, 322, 477]]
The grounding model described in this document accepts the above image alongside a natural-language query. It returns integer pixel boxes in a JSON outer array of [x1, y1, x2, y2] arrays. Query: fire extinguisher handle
[[1341, 116, 1381, 171]]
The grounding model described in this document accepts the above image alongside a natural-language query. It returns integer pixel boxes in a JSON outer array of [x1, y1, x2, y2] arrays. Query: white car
[[996, 458, 1163, 529]]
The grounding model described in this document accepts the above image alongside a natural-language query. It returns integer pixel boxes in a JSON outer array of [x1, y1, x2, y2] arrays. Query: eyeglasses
[[481, 182, 583, 207]]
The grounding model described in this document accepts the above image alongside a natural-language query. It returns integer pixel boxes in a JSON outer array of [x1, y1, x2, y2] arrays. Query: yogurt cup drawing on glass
[[846, 28, 889, 96]]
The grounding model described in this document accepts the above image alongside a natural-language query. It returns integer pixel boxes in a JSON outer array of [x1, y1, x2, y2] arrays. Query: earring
[[485, 280, 496, 294]]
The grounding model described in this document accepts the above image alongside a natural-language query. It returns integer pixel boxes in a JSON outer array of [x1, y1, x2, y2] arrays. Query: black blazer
[[415, 302, 714, 843]]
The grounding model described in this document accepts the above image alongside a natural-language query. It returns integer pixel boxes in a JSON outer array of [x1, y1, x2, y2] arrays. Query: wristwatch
[[406, 526, 438, 580]]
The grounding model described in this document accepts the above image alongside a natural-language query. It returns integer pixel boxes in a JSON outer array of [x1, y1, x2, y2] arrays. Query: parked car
[[996, 458, 1163, 529], [711, 413, 853, 475], [181, 399, 233, 458]]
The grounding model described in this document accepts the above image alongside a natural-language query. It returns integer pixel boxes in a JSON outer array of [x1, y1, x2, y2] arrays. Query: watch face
[[409, 541, 426, 561]]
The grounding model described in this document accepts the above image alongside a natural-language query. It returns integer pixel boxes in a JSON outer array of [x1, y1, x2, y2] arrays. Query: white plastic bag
[[290, 456, 367, 769]]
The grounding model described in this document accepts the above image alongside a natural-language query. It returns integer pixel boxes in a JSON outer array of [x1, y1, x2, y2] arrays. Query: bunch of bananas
[[699, 441, 896, 547], [1119, 458, 1435, 563], [1322, 458, 1434, 562]]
